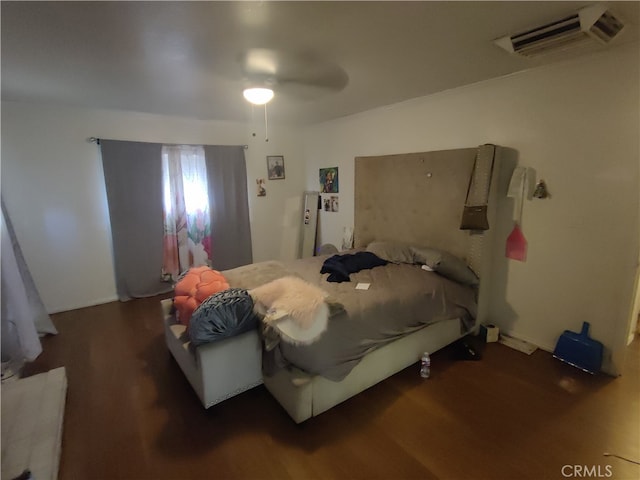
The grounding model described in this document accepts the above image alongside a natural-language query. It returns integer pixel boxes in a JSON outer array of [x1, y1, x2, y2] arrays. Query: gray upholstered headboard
[[354, 144, 500, 282]]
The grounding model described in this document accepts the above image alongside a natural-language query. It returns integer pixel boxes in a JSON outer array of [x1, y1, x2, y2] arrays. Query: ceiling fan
[[239, 48, 349, 104]]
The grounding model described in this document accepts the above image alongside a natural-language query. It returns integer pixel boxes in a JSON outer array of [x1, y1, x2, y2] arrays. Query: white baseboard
[[500, 329, 555, 353]]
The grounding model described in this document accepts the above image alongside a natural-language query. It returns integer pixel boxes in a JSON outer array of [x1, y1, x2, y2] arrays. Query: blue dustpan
[[553, 322, 603, 374]]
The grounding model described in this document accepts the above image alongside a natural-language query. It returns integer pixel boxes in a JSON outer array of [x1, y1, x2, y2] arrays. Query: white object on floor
[[1, 367, 67, 480], [499, 334, 538, 355], [480, 324, 500, 343], [355, 283, 370, 290]]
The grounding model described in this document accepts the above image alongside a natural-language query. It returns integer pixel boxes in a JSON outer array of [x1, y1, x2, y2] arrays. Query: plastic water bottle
[[420, 352, 431, 378]]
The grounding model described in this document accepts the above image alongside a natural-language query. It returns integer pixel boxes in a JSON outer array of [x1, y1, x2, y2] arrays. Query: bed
[[163, 144, 503, 422]]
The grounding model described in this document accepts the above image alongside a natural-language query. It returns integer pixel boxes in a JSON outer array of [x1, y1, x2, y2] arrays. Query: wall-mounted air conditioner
[[494, 4, 625, 58]]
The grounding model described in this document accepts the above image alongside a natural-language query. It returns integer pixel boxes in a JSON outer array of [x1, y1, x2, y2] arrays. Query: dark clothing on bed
[[320, 252, 388, 282]]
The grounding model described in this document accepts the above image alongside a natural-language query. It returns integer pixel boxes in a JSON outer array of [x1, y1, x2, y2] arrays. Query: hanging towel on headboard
[[460, 145, 496, 231], [507, 166, 528, 199], [507, 166, 529, 224]]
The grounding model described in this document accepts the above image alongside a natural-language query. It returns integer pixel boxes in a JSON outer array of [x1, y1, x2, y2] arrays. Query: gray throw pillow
[[411, 246, 479, 286], [366, 241, 414, 264]]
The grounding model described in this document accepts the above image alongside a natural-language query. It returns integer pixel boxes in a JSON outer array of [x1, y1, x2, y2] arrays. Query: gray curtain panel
[[204, 145, 253, 270], [100, 140, 171, 301], [101, 141, 252, 300]]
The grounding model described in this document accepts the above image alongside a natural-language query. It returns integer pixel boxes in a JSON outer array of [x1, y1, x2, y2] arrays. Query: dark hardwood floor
[[22, 295, 640, 480]]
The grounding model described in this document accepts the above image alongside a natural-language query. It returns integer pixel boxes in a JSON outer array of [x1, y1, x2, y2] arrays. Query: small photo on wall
[[330, 196, 339, 212], [267, 155, 285, 180], [323, 198, 331, 212], [319, 167, 339, 193]]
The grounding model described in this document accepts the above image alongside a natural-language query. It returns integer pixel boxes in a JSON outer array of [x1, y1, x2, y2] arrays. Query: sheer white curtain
[[162, 145, 211, 281], [1, 198, 57, 377]]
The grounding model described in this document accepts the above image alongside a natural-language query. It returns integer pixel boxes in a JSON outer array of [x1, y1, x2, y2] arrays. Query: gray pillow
[[411, 246, 479, 286], [189, 288, 259, 346], [366, 241, 414, 264]]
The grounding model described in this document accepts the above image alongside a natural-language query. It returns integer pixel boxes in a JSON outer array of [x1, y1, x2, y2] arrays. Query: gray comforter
[[223, 254, 477, 381]]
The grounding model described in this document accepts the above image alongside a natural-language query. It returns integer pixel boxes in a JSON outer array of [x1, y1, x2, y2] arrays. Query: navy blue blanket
[[320, 252, 388, 282]]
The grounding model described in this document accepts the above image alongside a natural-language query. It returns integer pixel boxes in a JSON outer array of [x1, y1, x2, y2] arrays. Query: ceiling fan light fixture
[[243, 87, 274, 105]]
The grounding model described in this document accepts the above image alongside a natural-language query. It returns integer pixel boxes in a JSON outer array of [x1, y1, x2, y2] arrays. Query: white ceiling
[[2, 1, 638, 125]]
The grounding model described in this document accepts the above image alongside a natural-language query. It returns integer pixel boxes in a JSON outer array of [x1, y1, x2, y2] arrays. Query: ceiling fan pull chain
[[264, 103, 269, 142]]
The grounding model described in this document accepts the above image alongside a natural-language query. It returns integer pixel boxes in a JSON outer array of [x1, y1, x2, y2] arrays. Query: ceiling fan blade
[[239, 48, 348, 96]]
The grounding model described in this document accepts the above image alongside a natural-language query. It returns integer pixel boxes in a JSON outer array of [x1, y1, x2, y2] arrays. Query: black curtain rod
[[87, 137, 249, 149]]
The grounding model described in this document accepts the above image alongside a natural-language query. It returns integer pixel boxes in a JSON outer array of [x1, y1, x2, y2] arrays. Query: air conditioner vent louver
[[590, 11, 625, 42], [495, 4, 625, 58]]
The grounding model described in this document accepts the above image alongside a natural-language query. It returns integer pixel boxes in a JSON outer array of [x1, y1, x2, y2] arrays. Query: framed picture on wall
[[319, 167, 339, 193], [267, 155, 285, 180]]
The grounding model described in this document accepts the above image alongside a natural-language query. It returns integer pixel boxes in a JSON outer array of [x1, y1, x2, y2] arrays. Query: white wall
[[1, 102, 304, 313], [302, 43, 639, 374]]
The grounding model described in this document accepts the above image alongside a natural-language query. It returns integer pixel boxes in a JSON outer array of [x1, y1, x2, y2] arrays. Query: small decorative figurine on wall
[[533, 179, 550, 199], [256, 178, 266, 197]]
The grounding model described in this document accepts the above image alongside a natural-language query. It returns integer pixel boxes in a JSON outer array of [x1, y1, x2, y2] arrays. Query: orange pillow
[[173, 267, 230, 326]]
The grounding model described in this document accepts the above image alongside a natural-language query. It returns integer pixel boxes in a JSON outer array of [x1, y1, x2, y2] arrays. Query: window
[[161, 145, 211, 281]]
